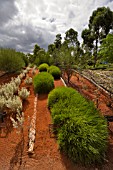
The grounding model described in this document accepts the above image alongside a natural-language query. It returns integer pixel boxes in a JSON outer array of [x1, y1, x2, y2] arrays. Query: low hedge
[[33, 72, 54, 94], [38, 63, 49, 72], [48, 87, 108, 165], [48, 65, 61, 79]]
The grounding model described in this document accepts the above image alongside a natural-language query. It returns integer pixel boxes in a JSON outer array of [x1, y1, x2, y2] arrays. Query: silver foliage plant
[[10, 109, 24, 129], [24, 76, 32, 85], [6, 96, 22, 112], [18, 87, 30, 100]]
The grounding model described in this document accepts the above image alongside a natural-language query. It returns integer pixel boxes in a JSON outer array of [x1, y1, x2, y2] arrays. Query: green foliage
[[48, 87, 108, 165], [48, 87, 75, 108], [54, 34, 62, 49], [33, 72, 54, 94], [58, 115, 107, 165], [38, 63, 49, 72], [0, 48, 25, 73], [99, 34, 113, 63], [48, 65, 61, 79], [64, 28, 79, 47]]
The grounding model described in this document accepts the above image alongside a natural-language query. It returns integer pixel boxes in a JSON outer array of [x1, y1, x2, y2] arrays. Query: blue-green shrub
[[33, 72, 54, 94]]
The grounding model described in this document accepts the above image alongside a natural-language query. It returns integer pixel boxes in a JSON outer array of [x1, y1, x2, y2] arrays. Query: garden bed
[[0, 69, 113, 169]]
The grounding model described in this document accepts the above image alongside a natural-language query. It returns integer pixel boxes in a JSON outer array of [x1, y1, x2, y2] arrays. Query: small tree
[[59, 45, 75, 83]]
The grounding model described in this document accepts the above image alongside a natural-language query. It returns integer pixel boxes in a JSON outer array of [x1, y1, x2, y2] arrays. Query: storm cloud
[[0, 0, 113, 53]]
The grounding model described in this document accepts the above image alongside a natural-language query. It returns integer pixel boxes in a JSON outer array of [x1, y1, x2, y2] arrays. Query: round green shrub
[[38, 63, 49, 72], [48, 66, 61, 79], [33, 72, 54, 94]]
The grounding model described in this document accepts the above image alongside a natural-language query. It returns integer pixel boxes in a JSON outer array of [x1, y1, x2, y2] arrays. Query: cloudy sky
[[0, 0, 113, 53]]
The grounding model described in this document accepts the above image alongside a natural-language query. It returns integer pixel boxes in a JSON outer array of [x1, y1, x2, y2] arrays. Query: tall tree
[[99, 33, 113, 63], [88, 7, 113, 67], [54, 34, 62, 49], [64, 28, 79, 47], [33, 44, 41, 63], [48, 44, 55, 55]]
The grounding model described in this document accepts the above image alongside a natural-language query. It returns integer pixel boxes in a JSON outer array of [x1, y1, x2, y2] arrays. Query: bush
[[58, 115, 108, 165], [18, 87, 30, 100], [48, 65, 61, 79], [0, 48, 25, 73], [33, 72, 54, 94], [48, 87, 108, 165], [38, 63, 49, 72], [48, 87, 75, 108]]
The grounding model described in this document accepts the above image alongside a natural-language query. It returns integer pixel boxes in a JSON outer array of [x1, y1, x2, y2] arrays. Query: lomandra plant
[[48, 87, 108, 165]]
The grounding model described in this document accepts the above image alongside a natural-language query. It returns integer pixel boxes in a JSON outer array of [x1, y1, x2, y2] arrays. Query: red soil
[[0, 70, 113, 170]]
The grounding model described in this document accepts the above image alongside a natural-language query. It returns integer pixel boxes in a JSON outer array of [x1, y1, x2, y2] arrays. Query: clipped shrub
[[48, 87, 108, 165], [38, 63, 49, 72], [18, 87, 30, 100], [48, 65, 61, 79], [33, 72, 54, 94]]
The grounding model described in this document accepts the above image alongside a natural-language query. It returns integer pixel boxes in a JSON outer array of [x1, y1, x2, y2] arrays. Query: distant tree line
[[1, 6, 113, 75]]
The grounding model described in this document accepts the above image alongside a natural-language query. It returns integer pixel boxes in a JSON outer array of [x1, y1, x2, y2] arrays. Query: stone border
[[28, 94, 38, 154], [60, 77, 67, 86]]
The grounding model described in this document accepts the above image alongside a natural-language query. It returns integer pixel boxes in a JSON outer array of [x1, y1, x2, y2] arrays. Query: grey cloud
[[0, 0, 18, 25], [68, 11, 75, 19], [49, 18, 56, 23], [0, 23, 55, 53]]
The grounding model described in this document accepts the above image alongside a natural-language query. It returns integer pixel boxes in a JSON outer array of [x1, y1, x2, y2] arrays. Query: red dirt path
[[0, 70, 113, 170]]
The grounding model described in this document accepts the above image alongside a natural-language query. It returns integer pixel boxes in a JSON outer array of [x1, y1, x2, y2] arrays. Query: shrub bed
[[48, 87, 108, 165], [33, 72, 54, 94], [38, 63, 49, 72], [48, 66, 61, 79]]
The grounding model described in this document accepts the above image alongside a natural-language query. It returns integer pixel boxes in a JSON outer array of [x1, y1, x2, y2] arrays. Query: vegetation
[[48, 87, 108, 165], [38, 63, 49, 72], [18, 87, 30, 100], [33, 72, 54, 94], [48, 66, 61, 79], [0, 48, 25, 73]]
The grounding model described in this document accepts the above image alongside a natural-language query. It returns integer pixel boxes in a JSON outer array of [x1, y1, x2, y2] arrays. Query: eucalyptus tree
[[64, 28, 82, 65], [58, 43, 75, 83], [99, 33, 113, 63], [64, 28, 79, 47], [88, 7, 113, 67], [54, 33, 62, 49], [82, 7, 113, 67], [32, 44, 41, 63], [81, 28, 94, 66]]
